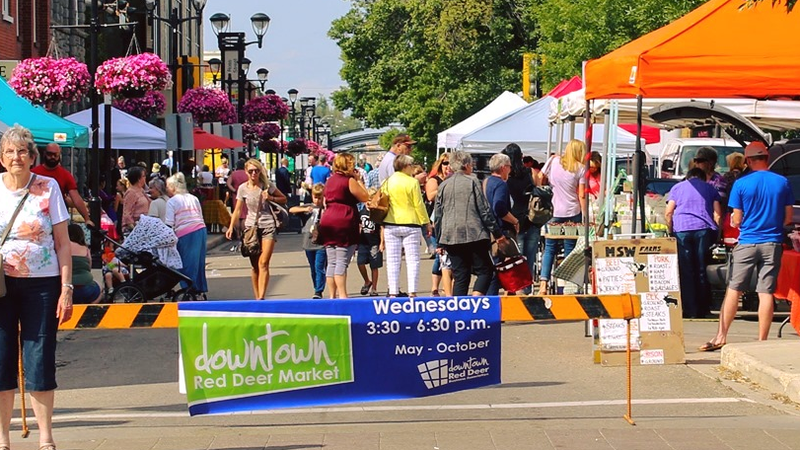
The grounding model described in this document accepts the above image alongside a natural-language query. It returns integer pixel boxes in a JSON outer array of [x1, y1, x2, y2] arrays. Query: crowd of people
[[2, 117, 798, 447]]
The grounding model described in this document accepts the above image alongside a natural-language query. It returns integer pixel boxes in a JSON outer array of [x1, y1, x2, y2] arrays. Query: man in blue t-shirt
[[310, 155, 332, 185], [702, 142, 794, 351]]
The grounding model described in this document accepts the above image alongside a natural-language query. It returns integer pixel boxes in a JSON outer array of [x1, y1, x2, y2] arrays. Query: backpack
[[527, 185, 553, 226]]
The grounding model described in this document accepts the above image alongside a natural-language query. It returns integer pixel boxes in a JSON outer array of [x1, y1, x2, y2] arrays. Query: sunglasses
[[441, 161, 449, 166], [247, 169, 260, 174], [693, 158, 708, 163]]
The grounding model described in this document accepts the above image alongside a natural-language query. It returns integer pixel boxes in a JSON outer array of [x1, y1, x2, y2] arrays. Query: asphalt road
[[44, 234, 800, 449]]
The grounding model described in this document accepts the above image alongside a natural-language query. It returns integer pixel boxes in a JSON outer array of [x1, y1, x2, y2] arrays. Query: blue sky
[[203, 0, 351, 101]]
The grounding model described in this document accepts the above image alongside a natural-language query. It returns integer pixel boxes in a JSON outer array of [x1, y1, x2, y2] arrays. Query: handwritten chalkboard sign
[[592, 238, 685, 366]]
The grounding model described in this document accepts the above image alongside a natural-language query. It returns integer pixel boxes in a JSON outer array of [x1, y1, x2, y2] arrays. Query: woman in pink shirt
[[538, 139, 587, 294], [165, 172, 207, 295], [121, 166, 151, 233]]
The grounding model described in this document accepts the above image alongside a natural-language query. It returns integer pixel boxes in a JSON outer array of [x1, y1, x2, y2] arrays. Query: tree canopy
[[329, 0, 536, 156], [329, 0, 708, 159]]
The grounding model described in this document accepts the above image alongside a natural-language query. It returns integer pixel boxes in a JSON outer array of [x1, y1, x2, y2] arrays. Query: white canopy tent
[[65, 107, 167, 150], [437, 91, 527, 150], [460, 96, 644, 159], [549, 88, 800, 132]]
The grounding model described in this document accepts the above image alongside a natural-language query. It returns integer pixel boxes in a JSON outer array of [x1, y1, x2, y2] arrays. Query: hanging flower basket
[[113, 91, 166, 120], [177, 87, 237, 125], [259, 139, 287, 154], [243, 122, 281, 143], [95, 53, 172, 96], [242, 94, 290, 122], [9, 57, 90, 107]]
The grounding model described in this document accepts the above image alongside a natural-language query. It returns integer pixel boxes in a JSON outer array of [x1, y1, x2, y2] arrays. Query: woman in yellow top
[[381, 154, 432, 297]]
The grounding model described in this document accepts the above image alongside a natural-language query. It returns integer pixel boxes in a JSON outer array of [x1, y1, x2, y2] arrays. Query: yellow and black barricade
[[59, 303, 178, 330]]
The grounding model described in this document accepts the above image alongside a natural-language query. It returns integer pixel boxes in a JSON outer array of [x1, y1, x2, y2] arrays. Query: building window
[[2, 0, 13, 23]]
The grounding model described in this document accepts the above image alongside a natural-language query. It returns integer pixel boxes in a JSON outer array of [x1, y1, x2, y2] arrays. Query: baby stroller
[[101, 216, 201, 303]]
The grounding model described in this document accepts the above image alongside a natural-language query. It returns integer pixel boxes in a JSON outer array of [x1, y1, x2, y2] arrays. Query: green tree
[[533, 0, 705, 90], [378, 129, 403, 151], [330, 0, 537, 159]]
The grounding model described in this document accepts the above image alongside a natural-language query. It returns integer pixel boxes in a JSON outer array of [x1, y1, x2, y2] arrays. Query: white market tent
[[460, 96, 644, 159], [437, 91, 527, 149], [65, 106, 167, 150], [550, 88, 800, 132]]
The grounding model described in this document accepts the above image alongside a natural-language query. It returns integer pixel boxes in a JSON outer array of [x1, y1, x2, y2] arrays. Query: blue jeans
[[540, 214, 582, 282], [517, 225, 541, 294], [675, 228, 716, 318], [305, 249, 327, 295], [0, 276, 60, 391]]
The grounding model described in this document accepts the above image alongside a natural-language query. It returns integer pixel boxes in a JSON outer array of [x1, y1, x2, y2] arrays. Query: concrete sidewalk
[[721, 340, 800, 404]]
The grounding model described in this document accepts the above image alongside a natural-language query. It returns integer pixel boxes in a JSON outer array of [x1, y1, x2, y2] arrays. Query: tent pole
[[583, 100, 592, 294], [631, 95, 643, 234], [599, 111, 610, 235], [557, 122, 564, 156]]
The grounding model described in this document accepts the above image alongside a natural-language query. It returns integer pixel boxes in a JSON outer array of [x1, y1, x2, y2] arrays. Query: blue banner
[[178, 296, 501, 416]]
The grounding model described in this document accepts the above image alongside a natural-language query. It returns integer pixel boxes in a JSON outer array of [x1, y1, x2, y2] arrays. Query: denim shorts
[[73, 281, 101, 304], [357, 243, 383, 269], [0, 276, 60, 391]]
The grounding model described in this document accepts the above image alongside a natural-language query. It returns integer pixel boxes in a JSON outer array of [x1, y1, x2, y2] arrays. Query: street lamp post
[[145, 0, 208, 113], [287, 88, 298, 138], [209, 12, 270, 123]]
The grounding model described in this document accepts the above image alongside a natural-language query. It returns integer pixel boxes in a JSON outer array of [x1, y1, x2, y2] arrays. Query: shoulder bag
[[241, 191, 262, 257], [0, 174, 36, 297], [310, 207, 323, 245], [526, 169, 554, 226], [368, 181, 390, 224]]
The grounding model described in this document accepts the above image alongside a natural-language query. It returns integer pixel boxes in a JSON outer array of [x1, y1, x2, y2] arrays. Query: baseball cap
[[391, 134, 417, 146], [744, 141, 769, 158]]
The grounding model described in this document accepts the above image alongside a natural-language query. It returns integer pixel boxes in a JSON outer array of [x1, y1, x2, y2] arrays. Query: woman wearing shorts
[[226, 158, 287, 299]]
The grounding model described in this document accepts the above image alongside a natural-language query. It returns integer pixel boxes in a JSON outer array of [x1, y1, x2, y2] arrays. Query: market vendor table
[[773, 249, 800, 336], [201, 200, 231, 233]]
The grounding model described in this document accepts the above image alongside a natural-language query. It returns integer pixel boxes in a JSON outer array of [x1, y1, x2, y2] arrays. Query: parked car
[[659, 137, 743, 180]]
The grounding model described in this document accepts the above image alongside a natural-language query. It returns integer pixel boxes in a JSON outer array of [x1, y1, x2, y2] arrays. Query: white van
[[659, 137, 743, 180]]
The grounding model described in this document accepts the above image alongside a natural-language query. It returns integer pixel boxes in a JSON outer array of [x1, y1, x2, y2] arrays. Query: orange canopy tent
[[585, 0, 800, 100]]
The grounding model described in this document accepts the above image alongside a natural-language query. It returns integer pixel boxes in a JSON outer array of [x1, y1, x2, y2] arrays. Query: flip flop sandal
[[40, 444, 57, 450], [698, 342, 725, 352], [360, 283, 372, 295]]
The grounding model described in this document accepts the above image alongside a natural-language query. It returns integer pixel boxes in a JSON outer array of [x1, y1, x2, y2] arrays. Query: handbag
[[368, 182, 390, 224], [269, 200, 289, 228], [0, 175, 35, 298], [241, 193, 262, 257], [494, 238, 533, 293]]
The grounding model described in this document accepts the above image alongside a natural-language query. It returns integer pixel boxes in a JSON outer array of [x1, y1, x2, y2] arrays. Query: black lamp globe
[[209, 12, 230, 35]]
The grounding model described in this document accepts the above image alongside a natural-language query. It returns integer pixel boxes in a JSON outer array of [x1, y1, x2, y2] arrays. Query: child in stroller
[[104, 215, 203, 302]]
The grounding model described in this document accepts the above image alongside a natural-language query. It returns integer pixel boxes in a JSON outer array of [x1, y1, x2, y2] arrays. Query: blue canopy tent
[[0, 77, 89, 147]]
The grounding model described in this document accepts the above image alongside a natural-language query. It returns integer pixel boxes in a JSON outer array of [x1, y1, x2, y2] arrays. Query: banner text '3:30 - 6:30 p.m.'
[[178, 296, 501, 416]]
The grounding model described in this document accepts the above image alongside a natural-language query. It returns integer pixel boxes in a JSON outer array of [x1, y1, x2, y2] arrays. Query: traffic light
[[522, 53, 539, 102]]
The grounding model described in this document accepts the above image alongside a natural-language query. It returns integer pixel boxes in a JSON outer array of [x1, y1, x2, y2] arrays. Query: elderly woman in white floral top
[[0, 125, 73, 450]]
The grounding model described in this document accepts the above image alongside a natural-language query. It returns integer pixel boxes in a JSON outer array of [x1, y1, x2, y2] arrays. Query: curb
[[720, 341, 800, 403]]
